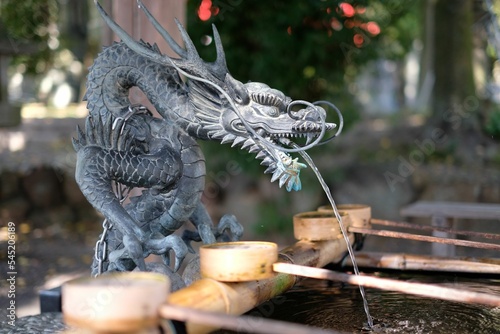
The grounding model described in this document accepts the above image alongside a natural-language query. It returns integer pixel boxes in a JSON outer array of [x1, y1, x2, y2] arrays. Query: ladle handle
[[272, 262, 500, 307]]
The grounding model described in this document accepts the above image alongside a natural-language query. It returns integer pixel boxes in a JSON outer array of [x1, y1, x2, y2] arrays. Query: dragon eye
[[267, 107, 280, 117]]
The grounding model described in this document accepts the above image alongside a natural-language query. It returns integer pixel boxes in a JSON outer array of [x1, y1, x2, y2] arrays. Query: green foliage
[[485, 107, 500, 140], [187, 0, 417, 103], [251, 200, 293, 235], [189, 0, 417, 170], [0, 0, 59, 73]]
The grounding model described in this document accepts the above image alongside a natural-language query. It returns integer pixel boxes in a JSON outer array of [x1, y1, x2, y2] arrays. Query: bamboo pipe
[[349, 227, 500, 251], [159, 304, 343, 334], [371, 218, 500, 240], [341, 252, 500, 274], [273, 263, 500, 307], [167, 235, 354, 334]]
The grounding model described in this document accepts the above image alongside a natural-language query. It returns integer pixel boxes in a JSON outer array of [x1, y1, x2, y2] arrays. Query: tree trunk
[[106, 0, 186, 57], [430, 0, 476, 133], [101, 0, 187, 114]]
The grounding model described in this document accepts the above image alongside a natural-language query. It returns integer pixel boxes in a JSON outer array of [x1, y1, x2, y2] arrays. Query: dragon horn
[[136, 0, 186, 58], [94, 0, 168, 64], [137, 0, 227, 80], [95, 0, 226, 83], [174, 18, 203, 63], [209, 24, 229, 78]]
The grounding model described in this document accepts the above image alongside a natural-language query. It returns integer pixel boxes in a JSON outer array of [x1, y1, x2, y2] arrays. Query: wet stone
[[4, 312, 67, 333]]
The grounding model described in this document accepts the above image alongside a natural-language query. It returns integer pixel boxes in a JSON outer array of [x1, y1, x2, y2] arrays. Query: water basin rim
[[200, 241, 278, 250], [63, 271, 170, 286], [318, 204, 371, 211], [294, 211, 350, 219]]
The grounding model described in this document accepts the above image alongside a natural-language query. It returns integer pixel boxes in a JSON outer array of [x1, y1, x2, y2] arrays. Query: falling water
[[296, 147, 374, 329]]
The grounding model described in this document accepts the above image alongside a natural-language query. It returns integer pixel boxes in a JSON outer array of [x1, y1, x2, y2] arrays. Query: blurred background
[[0, 0, 499, 318]]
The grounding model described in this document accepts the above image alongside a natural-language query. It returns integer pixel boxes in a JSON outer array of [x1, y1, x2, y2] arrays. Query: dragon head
[[95, 0, 338, 191], [193, 75, 337, 191]]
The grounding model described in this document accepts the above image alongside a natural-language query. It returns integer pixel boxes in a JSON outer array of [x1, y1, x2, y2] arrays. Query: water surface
[[263, 274, 500, 333]]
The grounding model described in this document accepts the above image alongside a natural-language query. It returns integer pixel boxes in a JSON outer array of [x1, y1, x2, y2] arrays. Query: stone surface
[[0, 312, 67, 333]]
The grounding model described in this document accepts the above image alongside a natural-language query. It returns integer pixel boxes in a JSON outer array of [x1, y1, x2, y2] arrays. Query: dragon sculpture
[[74, 0, 338, 282]]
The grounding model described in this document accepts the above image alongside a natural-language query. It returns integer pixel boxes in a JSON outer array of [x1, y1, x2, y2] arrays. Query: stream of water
[[297, 148, 374, 329]]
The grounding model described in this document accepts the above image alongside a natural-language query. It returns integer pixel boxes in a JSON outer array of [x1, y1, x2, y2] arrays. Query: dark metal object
[[75, 1, 337, 280], [39, 286, 62, 313], [342, 251, 500, 274]]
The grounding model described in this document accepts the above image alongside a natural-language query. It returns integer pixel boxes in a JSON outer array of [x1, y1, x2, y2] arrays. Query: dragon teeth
[[305, 133, 314, 145]]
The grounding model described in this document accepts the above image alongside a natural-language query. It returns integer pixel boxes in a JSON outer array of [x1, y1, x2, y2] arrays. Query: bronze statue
[[75, 0, 338, 282]]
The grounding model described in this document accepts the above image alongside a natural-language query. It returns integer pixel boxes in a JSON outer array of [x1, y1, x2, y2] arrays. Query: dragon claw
[[123, 234, 147, 271], [171, 237, 189, 272], [271, 156, 306, 192], [173, 254, 184, 272], [217, 214, 243, 242], [180, 214, 243, 250], [144, 234, 188, 272], [181, 230, 200, 254], [198, 223, 217, 244]]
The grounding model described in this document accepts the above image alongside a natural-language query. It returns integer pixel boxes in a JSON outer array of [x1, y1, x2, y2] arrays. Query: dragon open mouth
[[202, 100, 340, 192], [271, 121, 337, 145], [249, 119, 337, 192]]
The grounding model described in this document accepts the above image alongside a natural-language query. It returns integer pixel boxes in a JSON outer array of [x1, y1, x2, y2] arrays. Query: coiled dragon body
[[75, 1, 337, 280]]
